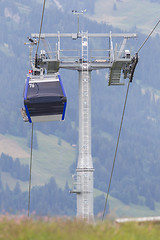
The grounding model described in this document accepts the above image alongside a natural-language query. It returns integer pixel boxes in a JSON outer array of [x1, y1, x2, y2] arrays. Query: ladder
[[81, 32, 90, 219], [81, 32, 89, 157], [82, 32, 89, 69]]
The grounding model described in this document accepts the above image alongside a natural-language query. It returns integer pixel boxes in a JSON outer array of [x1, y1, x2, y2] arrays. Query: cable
[[102, 80, 131, 220], [102, 19, 160, 221], [36, 0, 46, 55], [28, 123, 34, 217], [27, 0, 46, 217], [137, 19, 160, 54]]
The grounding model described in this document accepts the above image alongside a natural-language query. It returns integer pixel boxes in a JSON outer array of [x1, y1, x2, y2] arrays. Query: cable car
[[21, 72, 67, 123]]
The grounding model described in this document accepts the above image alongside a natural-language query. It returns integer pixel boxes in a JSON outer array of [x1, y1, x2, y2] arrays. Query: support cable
[[27, 0, 46, 217], [137, 19, 160, 54], [36, 0, 46, 55], [102, 80, 131, 221], [28, 123, 34, 217], [102, 19, 160, 221]]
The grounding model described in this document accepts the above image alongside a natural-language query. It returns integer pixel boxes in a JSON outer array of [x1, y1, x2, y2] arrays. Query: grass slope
[[108, 196, 160, 219], [90, 0, 160, 34], [2, 131, 76, 190]]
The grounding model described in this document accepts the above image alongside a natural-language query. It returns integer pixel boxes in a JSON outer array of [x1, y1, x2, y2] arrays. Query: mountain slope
[[1, 131, 160, 218], [89, 0, 160, 34], [0, 0, 160, 217], [0, 132, 76, 190]]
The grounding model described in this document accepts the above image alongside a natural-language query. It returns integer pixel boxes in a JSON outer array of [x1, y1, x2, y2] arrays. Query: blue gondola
[[21, 72, 67, 123]]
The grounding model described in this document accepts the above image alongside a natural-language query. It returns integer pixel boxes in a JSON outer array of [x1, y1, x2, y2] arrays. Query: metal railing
[[90, 49, 110, 62], [59, 49, 80, 62]]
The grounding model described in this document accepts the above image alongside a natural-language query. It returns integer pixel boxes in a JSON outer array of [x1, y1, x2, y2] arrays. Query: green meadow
[[0, 217, 159, 240]]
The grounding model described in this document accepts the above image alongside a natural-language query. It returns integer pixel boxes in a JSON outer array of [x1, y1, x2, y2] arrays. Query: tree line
[[0, 175, 107, 217], [0, 153, 29, 182]]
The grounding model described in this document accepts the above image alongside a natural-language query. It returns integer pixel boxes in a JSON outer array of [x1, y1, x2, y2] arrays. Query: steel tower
[[31, 31, 137, 222]]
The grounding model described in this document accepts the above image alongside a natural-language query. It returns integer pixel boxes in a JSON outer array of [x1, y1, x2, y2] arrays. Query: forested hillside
[[0, 0, 160, 217], [0, 153, 107, 216]]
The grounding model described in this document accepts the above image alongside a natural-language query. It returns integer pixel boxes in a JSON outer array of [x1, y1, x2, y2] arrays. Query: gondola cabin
[[21, 73, 67, 123]]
